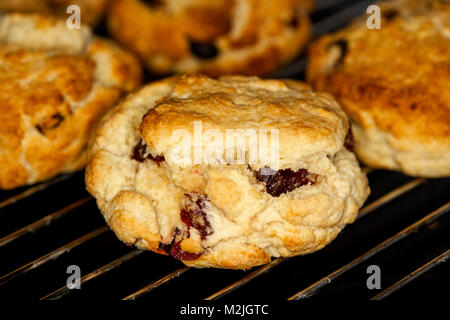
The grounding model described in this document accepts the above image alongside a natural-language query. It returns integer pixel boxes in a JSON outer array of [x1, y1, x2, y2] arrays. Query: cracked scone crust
[[307, 0, 450, 177], [0, 13, 142, 189], [107, 0, 313, 76], [0, 0, 109, 26], [86, 75, 369, 269]]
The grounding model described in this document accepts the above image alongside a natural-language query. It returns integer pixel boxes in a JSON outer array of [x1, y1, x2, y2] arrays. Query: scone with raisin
[[0, 13, 142, 189], [307, 0, 450, 177], [107, 0, 313, 76], [0, 0, 109, 26], [86, 75, 369, 269]]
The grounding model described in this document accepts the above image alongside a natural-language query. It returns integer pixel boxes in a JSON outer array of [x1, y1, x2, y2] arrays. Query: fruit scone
[[0, 13, 142, 189], [307, 0, 450, 177], [107, 0, 314, 76], [0, 0, 109, 27], [86, 75, 369, 269]]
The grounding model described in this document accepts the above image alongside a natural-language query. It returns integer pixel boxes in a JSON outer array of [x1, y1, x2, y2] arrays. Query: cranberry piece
[[158, 228, 181, 254], [148, 153, 165, 164], [131, 139, 147, 162], [158, 242, 172, 254], [255, 167, 314, 197], [131, 139, 165, 165], [170, 241, 202, 261], [344, 129, 355, 151], [180, 193, 212, 240], [159, 231, 203, 261], [189, 40, 219, 59]]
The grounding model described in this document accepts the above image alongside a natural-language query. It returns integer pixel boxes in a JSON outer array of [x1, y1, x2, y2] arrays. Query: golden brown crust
[[140, 74, 349, 168], [0, 13, 142, 189], [183, 241, 271, 269], [307, 0, 450, 177], [107, 0, 312, 76], [86, 75, 369, 269], [0, 0, 109, 26]]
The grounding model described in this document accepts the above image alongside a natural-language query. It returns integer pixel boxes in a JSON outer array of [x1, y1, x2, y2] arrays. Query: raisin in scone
[[0, 13, 142, 189], [106, 0, 313, 76], [307, 0, 450, 177], [0, 0, 109, 26], [86, 75, 369, 269]]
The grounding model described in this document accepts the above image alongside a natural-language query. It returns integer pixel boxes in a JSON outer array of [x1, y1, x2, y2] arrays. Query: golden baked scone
[[307, 0, 450, 177], [0, 0, 109, 26], [86, 75, 369, 269], [106, 0, 313, 76], [0, 13, 142, 189]]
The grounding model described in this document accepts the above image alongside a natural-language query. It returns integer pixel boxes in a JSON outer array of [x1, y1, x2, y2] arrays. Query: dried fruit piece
[[181, 192, 213, 240], [131, 139, 165, 165], [158, 227, 181, 254], [170, 241, 202, 261], [131, 139, 147, 162], [159, 228, 203, 260], [255, 167, 315, 197], [158, 242, 172, 254], [189, 40, 219, 59]]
